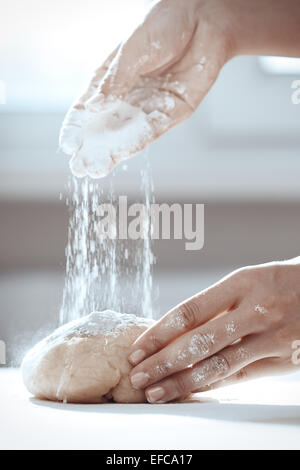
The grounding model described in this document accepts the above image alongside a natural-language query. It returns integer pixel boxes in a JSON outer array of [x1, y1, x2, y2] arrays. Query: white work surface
[[1, 369, 300, 450]]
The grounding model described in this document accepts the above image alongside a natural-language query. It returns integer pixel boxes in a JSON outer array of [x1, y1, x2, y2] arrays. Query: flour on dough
[[22, 310, 154, 404]]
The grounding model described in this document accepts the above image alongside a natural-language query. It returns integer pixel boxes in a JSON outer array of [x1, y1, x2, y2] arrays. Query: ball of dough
[[22, 310, 154, 404]]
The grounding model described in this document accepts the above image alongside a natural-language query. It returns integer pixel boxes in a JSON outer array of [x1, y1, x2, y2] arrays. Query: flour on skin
[[255, 304, 268, 315], [191, 355, 229, 385], [67, 99, 155, 179], [60, 89, 171, 179]]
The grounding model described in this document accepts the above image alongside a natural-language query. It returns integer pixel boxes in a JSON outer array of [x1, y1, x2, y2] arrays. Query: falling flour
[[59, 153, 156, 324]]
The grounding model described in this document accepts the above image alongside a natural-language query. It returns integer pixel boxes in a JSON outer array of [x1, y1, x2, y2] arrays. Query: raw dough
[[22, 310, 154, 404]]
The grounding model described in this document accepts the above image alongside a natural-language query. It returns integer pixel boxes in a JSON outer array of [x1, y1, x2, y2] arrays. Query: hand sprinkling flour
[[65, 98, 160, 179], [59, 0, 231, 178]]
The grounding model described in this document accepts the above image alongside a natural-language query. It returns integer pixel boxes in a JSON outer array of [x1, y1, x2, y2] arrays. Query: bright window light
[[259, 56, 300, 75], [0, 0, 148, 113]]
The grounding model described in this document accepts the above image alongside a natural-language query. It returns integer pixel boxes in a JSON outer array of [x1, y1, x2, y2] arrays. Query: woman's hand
[[128, 258, 300, 403], [59, 0, 300, 176], [59, 0, 233, 175]]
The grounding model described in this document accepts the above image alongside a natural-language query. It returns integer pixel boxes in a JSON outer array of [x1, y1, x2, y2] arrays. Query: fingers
[[128, 271, 242, 366], [97, 35, 163, 99], [95, 41, 143, 100], [144, 336, 269, 404], [129, 303, 255, 391], [195, 357, 284, 393], [91, 0, 194, 102], [59, 46, 119, 157], [78, 46, 121, 105]]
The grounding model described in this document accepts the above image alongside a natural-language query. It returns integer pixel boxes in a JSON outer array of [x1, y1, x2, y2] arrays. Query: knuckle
[[153, 360, 172, 377], [149, 334, 164, 351], [189, 331, 215, 358], [191, 354, 231, 388], [180, 302, 198, 329], [221, 267, 252, 299], [211, 354, 231, 377], [233, 266, 252, 284]]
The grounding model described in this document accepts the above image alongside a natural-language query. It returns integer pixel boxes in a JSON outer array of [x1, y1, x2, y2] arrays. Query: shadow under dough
[[29, 397, 300, 426]]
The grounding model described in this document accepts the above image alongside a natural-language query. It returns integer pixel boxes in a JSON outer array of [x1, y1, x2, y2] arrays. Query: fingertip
[[59, 106, 86, 156], [96, 46, 137, 101], [128, 349, 146, 366], [130, 372, 149, 390], [145, 386, 166, 404], [69, 153, 88, 178], [59, 126, 83, 156]]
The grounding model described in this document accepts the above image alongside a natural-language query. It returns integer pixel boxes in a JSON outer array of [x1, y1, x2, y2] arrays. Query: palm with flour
[[59, 0, 232, 177]]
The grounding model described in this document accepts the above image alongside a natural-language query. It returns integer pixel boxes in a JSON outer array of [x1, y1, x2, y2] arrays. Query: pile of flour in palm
[[60, 97, 167, 179]]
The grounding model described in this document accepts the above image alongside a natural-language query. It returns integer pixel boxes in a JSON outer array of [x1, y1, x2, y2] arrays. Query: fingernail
[[146, 386, 165, 404], [131, 372, 149, 389], [129, 349, 145, 365]]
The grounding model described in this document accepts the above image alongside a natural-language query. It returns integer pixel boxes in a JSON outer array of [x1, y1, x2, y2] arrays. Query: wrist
[[195, 0, 239, 63], [210, 0, 300, 59]]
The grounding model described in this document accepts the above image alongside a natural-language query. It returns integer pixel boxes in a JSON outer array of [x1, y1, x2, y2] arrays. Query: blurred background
[[1, 0, 300, 365]]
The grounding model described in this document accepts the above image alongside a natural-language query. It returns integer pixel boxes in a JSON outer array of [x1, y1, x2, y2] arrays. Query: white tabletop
[[1, 368, 300, 450]]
